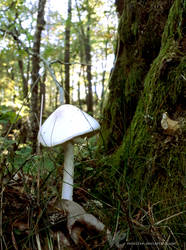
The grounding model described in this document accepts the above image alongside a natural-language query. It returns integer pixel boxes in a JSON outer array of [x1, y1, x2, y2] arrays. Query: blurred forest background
[[0, 0, 185, 249], [0, 0, 117, 151]]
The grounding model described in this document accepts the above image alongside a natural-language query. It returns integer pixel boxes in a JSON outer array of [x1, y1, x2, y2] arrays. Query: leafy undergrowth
[[0, 111, 107, 250]]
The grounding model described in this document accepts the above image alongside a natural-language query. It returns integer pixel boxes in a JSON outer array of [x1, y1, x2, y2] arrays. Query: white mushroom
[[38, 104, 100, 200]]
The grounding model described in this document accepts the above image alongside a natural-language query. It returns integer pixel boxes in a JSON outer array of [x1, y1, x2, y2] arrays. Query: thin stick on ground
[[154, 211, 185, 226]]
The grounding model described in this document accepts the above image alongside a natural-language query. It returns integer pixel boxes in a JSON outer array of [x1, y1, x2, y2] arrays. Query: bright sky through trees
[[44, 0, 118, 101], [0, 0, 118, 108]]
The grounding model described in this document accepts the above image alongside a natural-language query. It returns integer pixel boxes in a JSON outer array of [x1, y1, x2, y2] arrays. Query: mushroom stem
[[62, 142, 74, 200]]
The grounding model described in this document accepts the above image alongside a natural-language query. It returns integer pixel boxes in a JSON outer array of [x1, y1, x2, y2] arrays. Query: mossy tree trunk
[[100, 0, 185, 245]]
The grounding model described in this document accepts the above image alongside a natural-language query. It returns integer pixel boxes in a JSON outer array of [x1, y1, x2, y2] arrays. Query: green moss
[[100, 1, 174, 153], [99, 0, 185, 245], [112, 0, 185, 172], [162, 0, 184, 43]]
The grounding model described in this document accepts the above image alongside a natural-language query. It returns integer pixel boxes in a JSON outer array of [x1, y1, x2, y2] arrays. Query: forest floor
[[1, 142, 185, 250]]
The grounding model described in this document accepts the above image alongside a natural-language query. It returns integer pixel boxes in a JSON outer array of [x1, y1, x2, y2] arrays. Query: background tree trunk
[[64, 0, 72, 104], [85, 19, 93, 114], [30, 0, 46, 153], [100, 0, 185, 244], [18, 59, 28, 99], [75, 0, 93, 113]]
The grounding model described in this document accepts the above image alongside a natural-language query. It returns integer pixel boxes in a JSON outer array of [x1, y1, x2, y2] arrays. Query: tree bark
[[18, 59, 28, 99], [101, 0, 176, 152], [64, 0, 72, 104], [85, 20, 93, 114], [100, 0, 185, 244], [30, 0, 46, 153], [75, 0, 93, 114]]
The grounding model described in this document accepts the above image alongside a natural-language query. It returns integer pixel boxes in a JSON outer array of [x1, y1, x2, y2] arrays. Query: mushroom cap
[[38, 104, 100, 147]]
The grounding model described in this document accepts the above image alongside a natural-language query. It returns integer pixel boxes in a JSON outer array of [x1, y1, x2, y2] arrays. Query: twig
[[154, 211, 185, 226], [36, 233, 42, 250], [181, 74, 186, 81], [164, 226, 179, 247], [49, 59, 92, 66], [37, 94, 44, 154], [131, 219, 147, 229], [39, 55, 64, 104], [112, 205, 120, 243], [36, 94, 44, 204]]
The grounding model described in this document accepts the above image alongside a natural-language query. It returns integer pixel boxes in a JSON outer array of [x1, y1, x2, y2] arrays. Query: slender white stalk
[[62, 142, 74, 200]]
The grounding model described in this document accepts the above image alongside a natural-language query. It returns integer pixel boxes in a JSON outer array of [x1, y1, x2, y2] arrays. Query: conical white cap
[[38, 104, 100, 147]]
